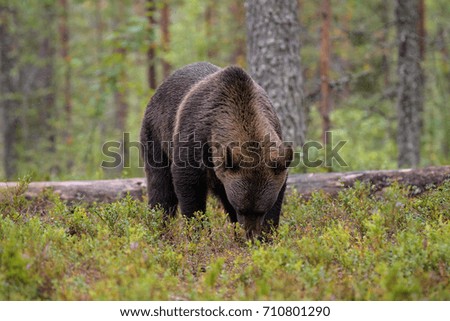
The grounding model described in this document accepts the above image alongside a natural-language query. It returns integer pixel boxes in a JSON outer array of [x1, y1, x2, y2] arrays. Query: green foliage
[[300, 0, 450, 172], [1, 0, 449, 179], [1, 181, 448, 300]]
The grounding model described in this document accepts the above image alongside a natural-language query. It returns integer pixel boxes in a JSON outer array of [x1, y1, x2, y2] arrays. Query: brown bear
[[140, 62, 292, 239]]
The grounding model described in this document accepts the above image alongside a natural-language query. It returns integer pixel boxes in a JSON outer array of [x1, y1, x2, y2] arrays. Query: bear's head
[[212, 140, 293, 239]]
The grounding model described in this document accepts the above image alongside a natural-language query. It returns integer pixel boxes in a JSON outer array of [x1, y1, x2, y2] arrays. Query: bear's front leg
[[171, 165, 208, 218]]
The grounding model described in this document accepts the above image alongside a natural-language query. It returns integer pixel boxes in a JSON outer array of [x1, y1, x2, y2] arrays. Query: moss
[[0, 181, 448, 300]]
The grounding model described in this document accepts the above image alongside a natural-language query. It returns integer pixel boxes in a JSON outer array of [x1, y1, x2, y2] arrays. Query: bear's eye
[[266, 158, 286, 175], [273, 165, 285, 175]]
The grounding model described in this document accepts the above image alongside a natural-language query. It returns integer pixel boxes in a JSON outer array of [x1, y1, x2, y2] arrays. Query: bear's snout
[[236, 211, 265, 240]]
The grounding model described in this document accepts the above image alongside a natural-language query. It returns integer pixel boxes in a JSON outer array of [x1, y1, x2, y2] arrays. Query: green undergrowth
[[0, 179, 449, 300]]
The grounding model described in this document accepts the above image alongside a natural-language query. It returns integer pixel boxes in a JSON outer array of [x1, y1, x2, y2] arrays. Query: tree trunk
[[0, 5, 20, 180], [319, 0, 331, 145], [229, 0, 246, 65], [35, 3, 57, 168], [114, 62, 129, 133], [160, 0, 171, 79], [110, 2, 130, 174], [1, 166, 448, 203], [417, 0, 425, 60], [205, 2, 217, 60], [395, 0, 424, 168], [58, 0, 72, 147], [245, 0, 306, 147], [147, 0, 157, 90], [380, 0, 392, 87], [436, 26, 449, 159], [112, 1, 129, 134], [16, 2, 57, 162], [57, 0, 74, 172]]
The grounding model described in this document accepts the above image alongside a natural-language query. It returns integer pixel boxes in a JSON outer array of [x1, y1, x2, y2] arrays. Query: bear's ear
[[282, 144, 294, 168], [271, 143, 293, 171]]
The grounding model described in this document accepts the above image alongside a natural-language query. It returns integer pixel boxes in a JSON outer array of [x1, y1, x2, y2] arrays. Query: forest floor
[[0, 179, 449, 300]]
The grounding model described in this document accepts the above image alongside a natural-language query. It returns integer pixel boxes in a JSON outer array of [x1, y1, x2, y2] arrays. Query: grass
[[0, 179, 449, 300]]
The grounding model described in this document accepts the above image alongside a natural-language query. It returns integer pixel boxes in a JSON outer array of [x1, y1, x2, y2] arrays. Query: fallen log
[[0, 178, 147, 204], [0, 166, 449, 203], [287, 166, 450, 198]]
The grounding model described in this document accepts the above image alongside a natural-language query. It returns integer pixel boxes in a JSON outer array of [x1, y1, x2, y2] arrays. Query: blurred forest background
[[0, 0, 449, 181]]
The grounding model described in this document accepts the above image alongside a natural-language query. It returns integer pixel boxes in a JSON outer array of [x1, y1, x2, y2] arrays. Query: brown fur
[[140, 62, 292, 239]]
